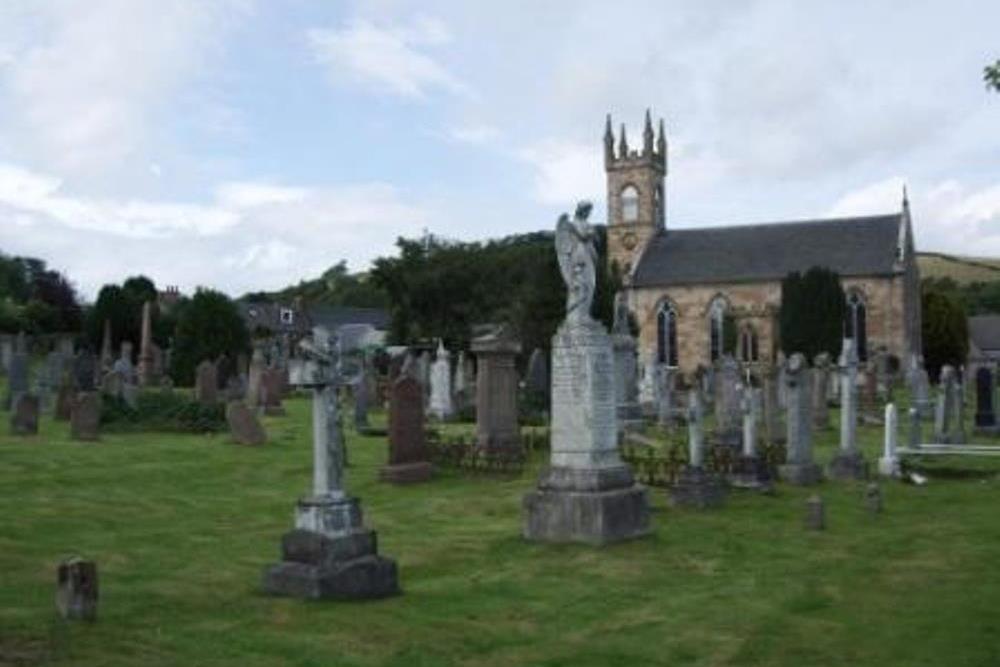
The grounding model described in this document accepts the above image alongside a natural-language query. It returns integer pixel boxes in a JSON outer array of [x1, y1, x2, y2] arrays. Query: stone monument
[[974, 366, 999, 434], [195, 360, 218, 407], [262, 326, 399, 600], [137, 301, 156, 387], [731, 386, 772, 490], [428, 340, 453, 420], [471, 325, 522, 457], [777, 353, 822, 484], [226, 401, 267, 446], [10, 393, 39, 435], [811, 352, 832, 430], [56, 558, 98, 621], [713, 355, 742, 448], [611, 291, 641, 430], [878, 403, 900, 477], [522, 202, 650, 544], [70, 393, 101, 441], [670, 391, 728, 508], [829, 338, 868, 480], [381, 374, 433, 483]]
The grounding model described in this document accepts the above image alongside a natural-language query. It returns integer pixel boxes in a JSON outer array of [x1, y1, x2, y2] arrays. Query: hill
[[917, 252, 1000, 285]]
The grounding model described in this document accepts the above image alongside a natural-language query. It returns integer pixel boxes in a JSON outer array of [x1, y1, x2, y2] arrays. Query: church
[[608, 111, 923, 378]]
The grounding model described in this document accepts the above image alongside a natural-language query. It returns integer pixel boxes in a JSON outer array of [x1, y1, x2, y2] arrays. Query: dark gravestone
[[195, 360, 218, 407], [380, 375, 432, 483], [74, 351, 97, 392], [5, 353, 28, 410], [70, 393, 101, 441], [216, 354, 236, 392], [805, 495, 825, 531], [56, 558, 98, 621], [226, 401, 267, 446], [974, 367, 998, 432], [261, 369, 287, 416], [54, 382, 75, 421], [10, 393, 39, 435], [865, 483, 883, 515]]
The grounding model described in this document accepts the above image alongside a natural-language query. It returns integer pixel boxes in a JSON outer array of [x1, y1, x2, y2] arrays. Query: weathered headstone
[[452, 350, 469, 412], [5, 352, 28, 410], [471, 326, 522, 457], [811, 352, 832, 430], [381, 375, 433, 483], [731, 386, 772, 490], [762, 364, 785, 445], [74, 350, 97, 392], [859, 366, 882, 425], [878, 403, 900, 477], [226, 400, 267, 446], [830, 338, 868, 480], [934, 366, 956, 443], [974, 366, 998, 434], [70, 392, 101, 441], [262, 326, 399, 600], [522, 202, 650, 544], [951, 372, 967, 444], [115, 341, 135, 383], [56, 558, 98, 621], [54, 381, 75, 421], [10, 393, 39, 435], [908, 405, 922, 449], [428, 340, 453, 420], [247, 347, 265, 409], [353, 366, 371, 431], [195, 360, 218, 407], [671, 391, 728, 508], [611, 291, 641, 430], [713, 355, 742, 449], [656, 365, 675, 427], [260, 368, 287, 416], [416, 350, 431, 401], [865, 483, 883, 514], [778, 353, 822, 484], [805, 495, 825, 531]]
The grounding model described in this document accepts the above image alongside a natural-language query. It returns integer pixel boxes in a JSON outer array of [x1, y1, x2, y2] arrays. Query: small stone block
[[10, 394, 39, 435], [828, 451, 869, 481], [729, 455, 775, 491], [805, 495, 825, 530], [669, 465, 728, 509], [261, 555, 400, 601], [522, 483, 651, 545], [778, 462, 823, 485], [379, 461, 433, 484], [56, 558, 98, 621], [865, 483, 883, 514], [281, 528, 376, 566]]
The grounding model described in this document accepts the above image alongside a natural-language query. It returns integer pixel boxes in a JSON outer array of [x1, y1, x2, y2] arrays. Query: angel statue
[[555, 201, 597, 324]]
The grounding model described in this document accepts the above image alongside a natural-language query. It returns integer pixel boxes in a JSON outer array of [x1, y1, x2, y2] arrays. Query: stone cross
[[778, 353, 822, 485], [878, 403, 900, 477], [838, 339, 858, 454]]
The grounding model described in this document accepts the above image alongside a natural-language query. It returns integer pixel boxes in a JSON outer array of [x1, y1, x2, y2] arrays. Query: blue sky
[[0, 1, 998, 299]]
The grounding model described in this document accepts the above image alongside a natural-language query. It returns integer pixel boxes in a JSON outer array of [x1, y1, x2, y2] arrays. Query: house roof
[[968, 315, 1000, 353], [306, 306, 390, 331], [631, 213, 904, 288], [239, 302, 390, 335]]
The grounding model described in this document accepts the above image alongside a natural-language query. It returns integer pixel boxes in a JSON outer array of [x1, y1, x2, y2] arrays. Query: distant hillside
[[917, 252, 1000, 285], [241, 260, 388, 309]]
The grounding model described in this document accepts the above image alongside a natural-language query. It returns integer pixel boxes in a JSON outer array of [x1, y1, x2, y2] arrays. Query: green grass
[[917, 252, 1000, 284], [2, 393, 1000, 666]]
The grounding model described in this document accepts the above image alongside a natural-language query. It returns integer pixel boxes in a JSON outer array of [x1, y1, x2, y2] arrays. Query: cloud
[[515, 140, 604, 209], [447, 124, 500, 146], [307, 17, 468, 99]]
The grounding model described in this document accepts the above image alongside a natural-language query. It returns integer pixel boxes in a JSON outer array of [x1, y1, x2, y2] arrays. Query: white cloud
[[448, 124, 500, 146], [516, 140, 603, 209], [307, 17, 468, 99]]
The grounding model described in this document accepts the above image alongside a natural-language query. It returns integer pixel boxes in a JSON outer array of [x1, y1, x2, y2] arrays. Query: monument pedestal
[[729, 455, 774, 491], [379, 461, 433, 484], [262, 495, 399, 600], [778, 462, 823, 485], [827, 451, 869, 481], [670, 465, 727, 508], [522, 465, 650, 545]]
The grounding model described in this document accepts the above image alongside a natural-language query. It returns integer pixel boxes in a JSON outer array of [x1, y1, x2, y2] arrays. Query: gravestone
[[56, 558, 98, 621], [262, 326, 399, 600], [713, 355, 742, 449], [731, 386, 772, 490], [777, 353, 822, 484], [522, 202, 650, 544], [99, 319, 113, 372], [865, 483, 883, 515], [859, 367, 882, 425], [656, 365, 675, 427], [115, 342, 135, 383], [762, 364, 785, 445], [247, 348, 265, 410], [471, 326, 522, 457], [951, 372, 967, 444], [829, 338, 868, 480], [39, 350, 63, 410], [353, 366, 371, 431], [974, 367, 999, 434], [70, 393, 101, 441], [874, 347, 891, 401], [428, 340, 453, 420], [261, 368, 287, 416], [452, 351, 469, 412], [381, 375, 433, 483], [805, 495, 825, 531], [137, 301, 156, 386], [611, 292, 641, 430], [121, 381, 138, 409], [878, 403, 900, 477], [908, 355, 934, 418], [54, 381, 75, 421], [74, 350, 97, 392], [11, 393, 39, 435], [416, 351, 431, 401], [670, 391, 727, 508], [226, 401, 267, 446], [908, 405, 922, 449], [5, 352, 28, 410], [934, 366, 956, 443], [811, 352, 832, 430], [215, 353, 236, 395], [195, 360, 218, 407]]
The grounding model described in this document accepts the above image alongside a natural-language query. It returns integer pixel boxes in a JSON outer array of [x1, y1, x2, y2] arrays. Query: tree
[[779, 267, 846, 360], [171, 288, 250, 386], [921, 288, 969, 382], [986, 59, 1000, 93], [86, 285, 134, 354]]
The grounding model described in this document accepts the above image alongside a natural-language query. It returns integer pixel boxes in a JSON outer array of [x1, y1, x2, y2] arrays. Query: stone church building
[[607, 111, 922, 378]]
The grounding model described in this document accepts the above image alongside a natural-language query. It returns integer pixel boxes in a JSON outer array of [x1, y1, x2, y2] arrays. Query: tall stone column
[[777, 353, 822, 485], [878, 403, 900, 477], [611, 292, 641, 431], [472, 328, 521, 457], [262, 326, 399, 601], [137, 301, 156, 387], [830, 338, 868, 480], [812, 352, 831, 430]]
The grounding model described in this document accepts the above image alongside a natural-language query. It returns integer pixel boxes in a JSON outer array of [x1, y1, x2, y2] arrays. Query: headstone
[[70, 393, 101, 441], [247, 347, 265, 409], [74, 351, 97, 392], [805, 495, 825, 531], [934, 366, 956, 443], [121, 380, 138, 408], [951, 372, 967, 444], [777, 353, 822, 484], [811, 352, 832, 430], [39, 350, 62, 410], [115, 342, 135, 383], [226, 401, 267, 446], [522, 202, 650, 544], [713, 355, 742, 449], [908, 406, 922, 449], [656, 365, 675, 427], [611, 291, 641, 430], [471, 326, 522, 457], [10, 393, 39, 435], [261, 368, 287, 416], [910, 358, 933, 418], [731, 387, 772, 490], [5, 352, 28, 410], [428, 340, 453, 420], [137, 301, 156, 386], [830, 338, 868, 480], [56, 558, 98, 621], [974, 366, 998, 434], [452, 351, 469, 412], [262, 326, 399, 600], [878, 403, 900, 477], [670, 391, 728, 508], [416, 351, 431, 400], [381, 375, 433, 483], [215, 353, 236, 394], [762, 364, 785, 445], [874, 347, 891, 401], [859, 367, 882, 425], [54, 381, 75, 421], [353, 366, 371, 431], [195, 360, 218, 407], [865, 483, 883, 515]]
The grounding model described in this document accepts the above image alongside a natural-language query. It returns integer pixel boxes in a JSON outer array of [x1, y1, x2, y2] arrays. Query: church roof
[[631, 213, 904, 288], [968, 315, 1000, 354]]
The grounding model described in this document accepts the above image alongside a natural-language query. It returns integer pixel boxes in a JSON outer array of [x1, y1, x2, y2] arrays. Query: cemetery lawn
[[3, 397, 1000, 666]]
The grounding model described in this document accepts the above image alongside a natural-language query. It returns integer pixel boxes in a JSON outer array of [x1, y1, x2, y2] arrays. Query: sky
[[0, 0, 998, 301]]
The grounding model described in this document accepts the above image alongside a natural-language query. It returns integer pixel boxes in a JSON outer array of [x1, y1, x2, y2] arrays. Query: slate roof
[[968, 315, 1000, 353], [307, 306, 390, 331], [631, 213, 904, 288]]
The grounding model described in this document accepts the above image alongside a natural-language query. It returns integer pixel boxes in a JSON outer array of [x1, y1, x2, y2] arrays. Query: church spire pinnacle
[[643, 108, 654, 155], [618, 123, 629, 159], [604, 114, 614, 165]]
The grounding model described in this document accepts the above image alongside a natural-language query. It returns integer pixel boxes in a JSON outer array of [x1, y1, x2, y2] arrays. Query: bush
[[921, 288, 969, 382], [779, 267, 846, 360], [171, 289, 250, 386], [101, 391, 226, 433]]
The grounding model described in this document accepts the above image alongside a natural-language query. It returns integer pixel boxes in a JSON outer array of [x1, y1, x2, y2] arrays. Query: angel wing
[[555, 213, 576, 289]]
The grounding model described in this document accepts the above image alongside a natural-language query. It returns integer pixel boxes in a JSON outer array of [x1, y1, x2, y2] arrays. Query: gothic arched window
[[708, 296, 727, 362], [845, 291, 868, 362], [739, 326, 759, 363], [657, 302, 678, 367], [621, 185, 639, 223]]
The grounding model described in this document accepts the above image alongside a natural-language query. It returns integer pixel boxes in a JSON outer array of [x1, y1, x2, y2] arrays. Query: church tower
[[605, 110, 667, 281]]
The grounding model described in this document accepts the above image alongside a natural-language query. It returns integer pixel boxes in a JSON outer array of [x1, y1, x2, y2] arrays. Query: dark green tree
[[86, 285, 133, 353], [171, 288, 249, 386], [921, 288, 969, 382], [779, 267, 846, 360], [986, 59, 1000, 92]]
